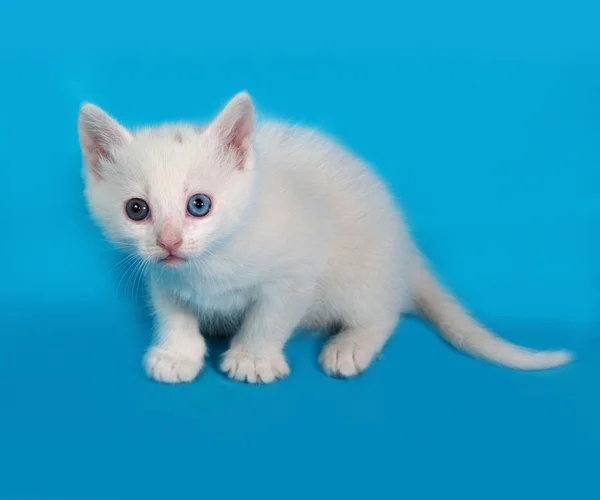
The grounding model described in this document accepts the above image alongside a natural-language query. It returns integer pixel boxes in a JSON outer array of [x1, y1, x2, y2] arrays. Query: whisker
[[108, 253, 138, 275], [116, 256, 141, 296], [135, 260, 151, 299], [126, 258, 146, 299]]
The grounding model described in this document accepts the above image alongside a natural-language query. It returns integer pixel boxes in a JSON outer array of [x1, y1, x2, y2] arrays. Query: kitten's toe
[[221, 348, 290, 384], [320, 338, 376, 378], [144, 346, 204, 384]]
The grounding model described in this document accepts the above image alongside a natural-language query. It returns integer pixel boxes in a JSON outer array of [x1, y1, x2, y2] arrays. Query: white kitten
[[78, 92, 573, 384]]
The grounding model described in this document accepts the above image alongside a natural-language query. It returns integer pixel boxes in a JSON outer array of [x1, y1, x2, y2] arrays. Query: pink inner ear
[[220, 118, 253, 170], [210, 93, 255, 169], [82, 133, 114, 179], [230, 133, 251, 155], [226, 117, 253, 166], [86, 139, 106, 164], [81, 126, 123, 178]]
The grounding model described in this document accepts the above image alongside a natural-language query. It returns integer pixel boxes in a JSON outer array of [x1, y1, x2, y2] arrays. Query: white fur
[[78, 92, 573, 384]]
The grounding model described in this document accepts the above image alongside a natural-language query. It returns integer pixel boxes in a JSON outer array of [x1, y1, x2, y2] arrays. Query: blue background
[[0, 0, 598, 498]]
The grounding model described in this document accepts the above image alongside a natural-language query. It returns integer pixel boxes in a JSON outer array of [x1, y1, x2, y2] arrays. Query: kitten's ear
[[78, 103, 132, 178], [209, 92, 255, 170]]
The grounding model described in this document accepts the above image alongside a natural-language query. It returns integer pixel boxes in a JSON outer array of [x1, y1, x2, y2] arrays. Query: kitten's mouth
[[160, 254, 187, 266]]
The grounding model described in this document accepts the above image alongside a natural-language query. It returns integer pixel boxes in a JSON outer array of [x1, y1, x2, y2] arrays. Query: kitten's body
[[78, 92, 572, 384], [156, 122, 408, 329]]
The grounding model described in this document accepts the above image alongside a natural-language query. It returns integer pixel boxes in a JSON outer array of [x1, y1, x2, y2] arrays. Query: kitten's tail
[[411, 254, 573, 370]]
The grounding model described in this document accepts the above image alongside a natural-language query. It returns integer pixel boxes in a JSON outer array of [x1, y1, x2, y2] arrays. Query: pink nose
[[157, 233, 182, 253]]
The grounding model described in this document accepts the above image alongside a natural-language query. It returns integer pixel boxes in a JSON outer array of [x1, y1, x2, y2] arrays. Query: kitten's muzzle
[[156, 233, 186, 266], [157, 234, 182, 254], [160, 254, 186, 266]]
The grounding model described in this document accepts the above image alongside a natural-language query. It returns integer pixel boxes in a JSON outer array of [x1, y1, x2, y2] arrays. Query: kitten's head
[[78, 92, 256, 268]]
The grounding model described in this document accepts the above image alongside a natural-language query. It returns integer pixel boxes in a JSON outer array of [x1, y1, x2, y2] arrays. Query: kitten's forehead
[[135, 123, 207, 144], [123, 126, 207, 180], [111, 124, 226, 206]]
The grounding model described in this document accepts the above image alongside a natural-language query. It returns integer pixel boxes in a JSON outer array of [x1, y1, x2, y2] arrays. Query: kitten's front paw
[[144, 346, 205, 384], [221, 348, 290, 384]]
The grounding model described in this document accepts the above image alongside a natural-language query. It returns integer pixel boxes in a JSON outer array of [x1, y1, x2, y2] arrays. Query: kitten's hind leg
[[319, 321, 398, 378]]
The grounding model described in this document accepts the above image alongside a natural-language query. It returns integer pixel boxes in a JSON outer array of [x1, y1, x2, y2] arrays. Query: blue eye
[[187, 194, 211, 217]]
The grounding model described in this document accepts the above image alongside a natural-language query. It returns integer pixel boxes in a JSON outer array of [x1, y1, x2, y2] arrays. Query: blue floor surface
[[0, 1, 599, 498]]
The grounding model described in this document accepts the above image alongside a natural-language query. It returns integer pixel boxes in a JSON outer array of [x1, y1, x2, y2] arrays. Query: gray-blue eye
[[187, 194, 211, 217], [125, 198, 150, 221]]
